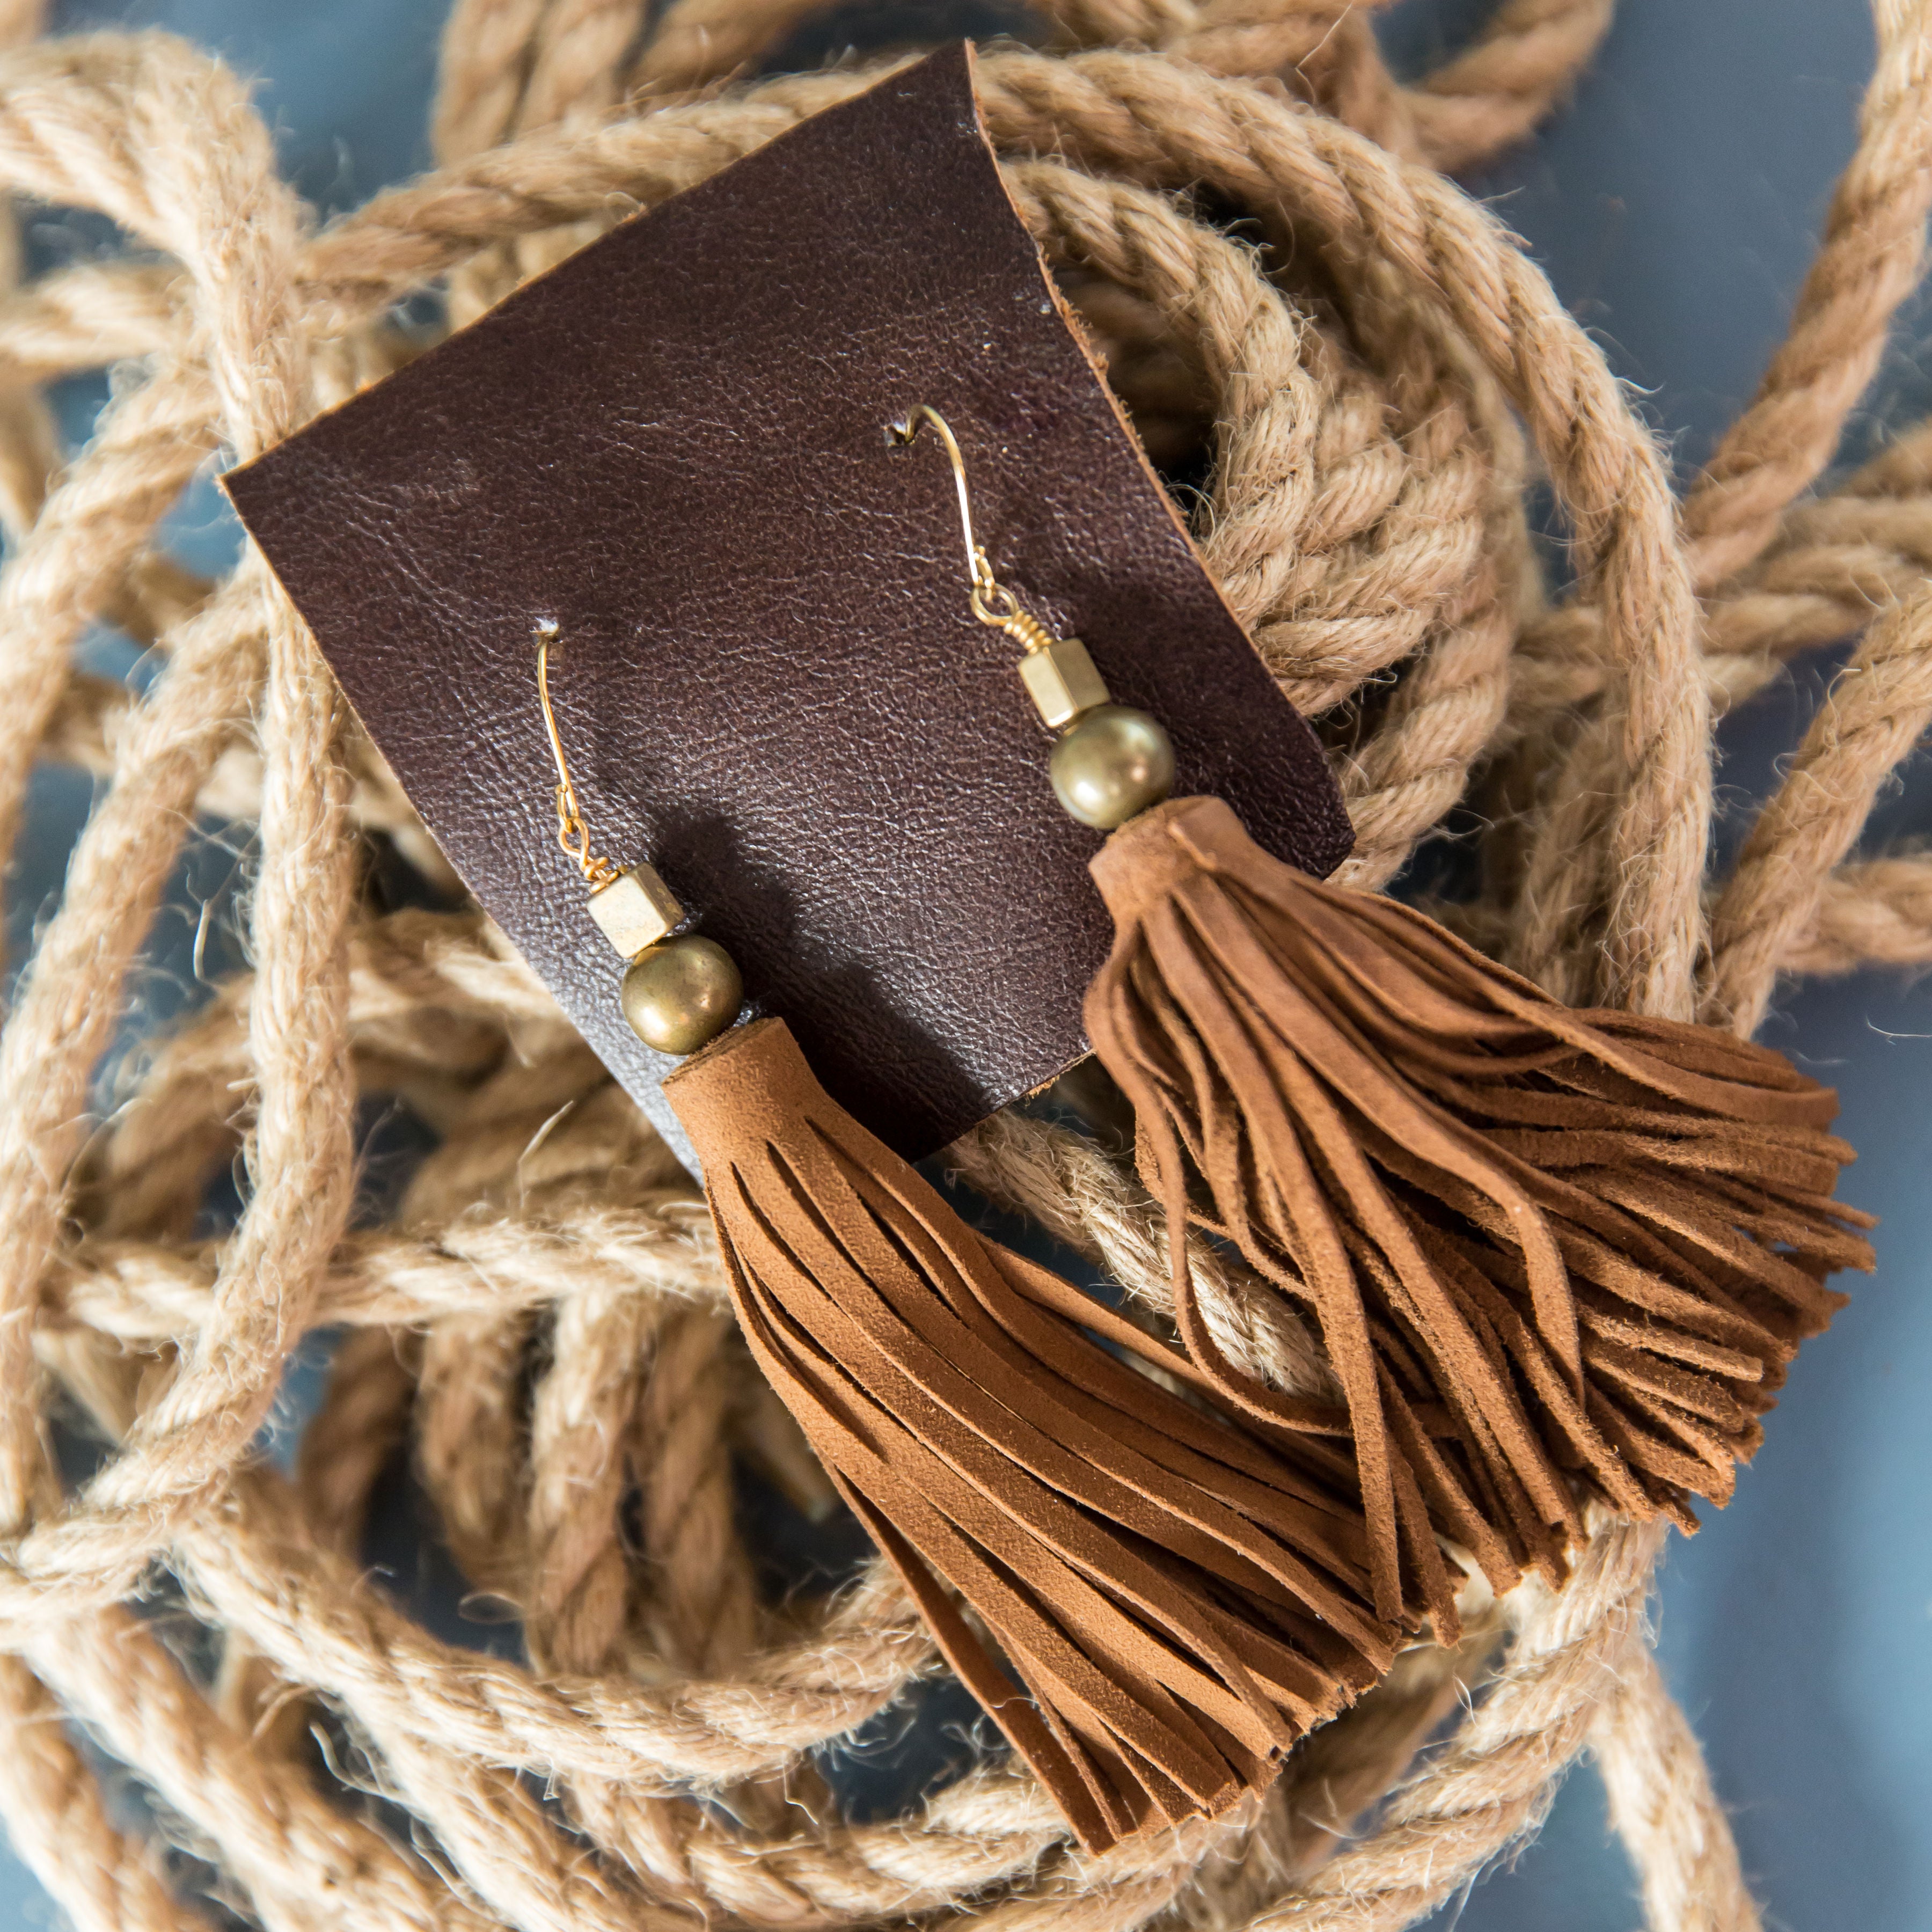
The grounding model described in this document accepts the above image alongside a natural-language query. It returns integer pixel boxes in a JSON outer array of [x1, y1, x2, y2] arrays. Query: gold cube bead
[[588, 863, 682, 960], [1017, 636, 1111, 731]]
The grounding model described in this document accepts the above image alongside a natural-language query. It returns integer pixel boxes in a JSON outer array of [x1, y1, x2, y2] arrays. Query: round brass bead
[[620, 935, 743, 1056], [1049, 705, 1176, 829]]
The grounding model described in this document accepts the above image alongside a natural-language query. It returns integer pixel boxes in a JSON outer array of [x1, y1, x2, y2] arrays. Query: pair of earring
[[540, 405, 1175, 1060], [533, 409, 1870, 1849]]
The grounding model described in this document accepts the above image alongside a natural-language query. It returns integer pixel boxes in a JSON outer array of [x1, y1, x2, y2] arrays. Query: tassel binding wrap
[[1086, 796, 1877, 1633], [665, 1016, 1411, 1851]]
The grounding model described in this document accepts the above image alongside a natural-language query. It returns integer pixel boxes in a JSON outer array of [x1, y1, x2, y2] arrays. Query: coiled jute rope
[[0, 1, 1926, 1927]]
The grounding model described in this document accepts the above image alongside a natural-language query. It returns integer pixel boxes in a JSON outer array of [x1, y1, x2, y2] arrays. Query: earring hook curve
[[533, 620, 620, 888], [888, 405, 1048, 641]]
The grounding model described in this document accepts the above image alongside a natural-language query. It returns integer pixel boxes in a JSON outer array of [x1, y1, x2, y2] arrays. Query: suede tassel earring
[[891, 407, 1876, 1637], [531, 623, 1418, 1850]]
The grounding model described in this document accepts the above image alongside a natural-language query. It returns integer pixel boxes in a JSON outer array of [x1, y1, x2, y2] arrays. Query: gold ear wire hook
[[888, 406, 1055, 652], [888, 406, 1122, 739], [534, 621, 621, 889], [530, 626, 730, 1049]]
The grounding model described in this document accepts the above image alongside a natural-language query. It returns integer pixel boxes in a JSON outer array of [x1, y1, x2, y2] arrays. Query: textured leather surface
[[225, 42, 1352, 1164]]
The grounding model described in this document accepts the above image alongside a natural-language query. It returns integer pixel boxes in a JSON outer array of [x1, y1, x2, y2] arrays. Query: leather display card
[[225, 42, 1352, 1168]]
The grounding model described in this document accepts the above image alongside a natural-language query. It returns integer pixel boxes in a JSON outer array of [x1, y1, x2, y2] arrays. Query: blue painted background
[[6, 2, 1929, 1926]]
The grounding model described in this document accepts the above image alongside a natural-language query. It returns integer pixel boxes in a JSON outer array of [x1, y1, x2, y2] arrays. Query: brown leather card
[[224, 43, 1351, 1167]]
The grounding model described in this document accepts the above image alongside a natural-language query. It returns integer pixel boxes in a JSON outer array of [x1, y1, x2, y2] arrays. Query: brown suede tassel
[[665, 1015, 1407, 1851], [1085, 797, 1875, 1631]]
